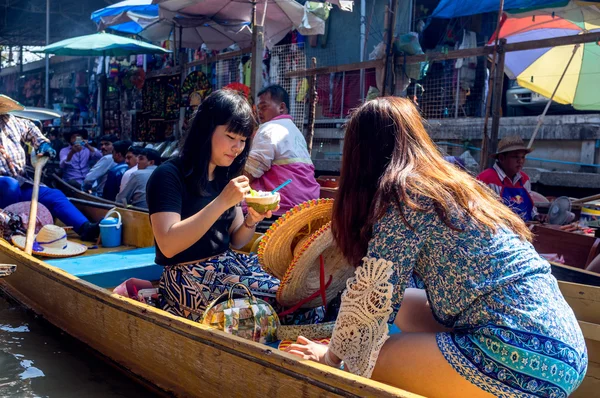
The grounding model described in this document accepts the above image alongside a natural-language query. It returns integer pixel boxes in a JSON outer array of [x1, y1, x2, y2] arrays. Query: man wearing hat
[[477, 136, 542, 222], [0, 94, 99, 241]]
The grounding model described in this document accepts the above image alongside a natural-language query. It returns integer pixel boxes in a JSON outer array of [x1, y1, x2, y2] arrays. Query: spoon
[[271, 179, 292, 194]]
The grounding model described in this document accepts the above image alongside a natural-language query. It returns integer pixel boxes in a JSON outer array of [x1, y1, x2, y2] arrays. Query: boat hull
[[0, 239, 415, 398]]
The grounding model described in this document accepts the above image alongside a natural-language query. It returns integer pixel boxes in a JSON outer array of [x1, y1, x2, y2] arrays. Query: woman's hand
[[286, 336, 329, 364], [217, 176, 251, 209], [245, 205, 279, 226]]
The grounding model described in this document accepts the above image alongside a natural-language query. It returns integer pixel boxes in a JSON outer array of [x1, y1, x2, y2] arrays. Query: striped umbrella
[[496, 1, 600, 110]]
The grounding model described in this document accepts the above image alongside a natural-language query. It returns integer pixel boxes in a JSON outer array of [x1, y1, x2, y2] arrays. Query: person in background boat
[[244, 85, 320, 231], [477, 136, 546, 223], [103, 140, 131, 202], [118, 145, 141, 194], [116, 148, 160, 209], [82, 134, 118, 197], [48, 128, 66, 154], [59, 129, 102, 189], [286, 98, 587, 398], [147, 90, 319, 323], [0, 95, 99, 241]]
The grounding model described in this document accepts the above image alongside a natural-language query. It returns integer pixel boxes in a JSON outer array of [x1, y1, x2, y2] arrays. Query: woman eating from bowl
[[286, 97, 587, 397], [147, 90, 281, 320]]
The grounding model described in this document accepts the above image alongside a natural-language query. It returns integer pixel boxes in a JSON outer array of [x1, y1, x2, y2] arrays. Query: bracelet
[[323, 350, 343, 369], [243, 216, 258, 229]]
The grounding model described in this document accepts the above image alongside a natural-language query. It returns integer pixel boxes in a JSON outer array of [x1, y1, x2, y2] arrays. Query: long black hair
[[180, 89, 256, 195]]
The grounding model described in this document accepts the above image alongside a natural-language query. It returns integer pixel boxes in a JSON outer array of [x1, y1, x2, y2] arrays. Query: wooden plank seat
[[46, 247, 162, 288], [530, 225, 600, 269]]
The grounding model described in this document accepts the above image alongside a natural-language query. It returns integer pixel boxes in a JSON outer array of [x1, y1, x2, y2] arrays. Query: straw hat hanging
[[12, 225, 87, 258], [258, 199, 334, 280], [277, 222, 354, 309]]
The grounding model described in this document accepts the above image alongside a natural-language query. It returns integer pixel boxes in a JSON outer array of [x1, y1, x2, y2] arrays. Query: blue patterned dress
[[367, 200, 587, 397]]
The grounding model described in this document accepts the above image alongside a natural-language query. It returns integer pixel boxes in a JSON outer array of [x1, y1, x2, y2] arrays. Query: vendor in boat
[[0, 95, 99, 241], [118, 145, 141, 194], [287, 98, 587, 397], [244, 85, 320, 231], [477, 136, 544, 223], [116, 148, 160, 209], [147, 90, 319, 322]]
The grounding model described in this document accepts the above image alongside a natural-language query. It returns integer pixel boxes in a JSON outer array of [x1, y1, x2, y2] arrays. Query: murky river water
[[0, 295, 161, 397]]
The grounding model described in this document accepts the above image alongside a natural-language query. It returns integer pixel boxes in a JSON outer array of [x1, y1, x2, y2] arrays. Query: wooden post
[[305, 57, 318, 155], [250, 1, 264, 103], [487, 39, 507, 169], [382, 0, 399, 96], [480, 0, 505, 172]]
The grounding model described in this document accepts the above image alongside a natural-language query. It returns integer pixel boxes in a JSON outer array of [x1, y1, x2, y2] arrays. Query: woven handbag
[[200, 283, 280, 344]]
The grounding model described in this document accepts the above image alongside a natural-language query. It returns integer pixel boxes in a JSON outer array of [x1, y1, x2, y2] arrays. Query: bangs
[[224, 110, 255, 138]]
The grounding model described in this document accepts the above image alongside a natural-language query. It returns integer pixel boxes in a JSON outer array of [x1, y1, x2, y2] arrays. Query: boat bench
[[47, 247, 163, 288]]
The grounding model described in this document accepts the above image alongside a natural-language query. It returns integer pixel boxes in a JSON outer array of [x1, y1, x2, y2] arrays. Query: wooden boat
[[0, 200, 415, 397], [52, 173, 149, 213], [0, 200, 597, 397], [530, 224, 600, 286]]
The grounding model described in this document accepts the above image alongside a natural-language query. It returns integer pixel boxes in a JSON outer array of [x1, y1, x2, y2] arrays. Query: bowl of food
[[245, 190, 280, 213]]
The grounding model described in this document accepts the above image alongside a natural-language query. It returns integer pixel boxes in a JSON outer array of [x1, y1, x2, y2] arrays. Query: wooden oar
[[24, 156, 49, 255]]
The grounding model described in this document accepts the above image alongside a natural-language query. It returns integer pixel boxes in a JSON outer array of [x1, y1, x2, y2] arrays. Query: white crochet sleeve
[[328, 257, 394, 378]]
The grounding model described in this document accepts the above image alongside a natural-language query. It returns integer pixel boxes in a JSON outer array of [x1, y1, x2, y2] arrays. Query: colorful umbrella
[[496, 1, 600, 110], [39, 31, 170, 57]]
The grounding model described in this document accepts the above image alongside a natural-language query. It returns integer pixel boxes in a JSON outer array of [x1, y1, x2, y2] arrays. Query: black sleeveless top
[[146, 158, 236, 266]]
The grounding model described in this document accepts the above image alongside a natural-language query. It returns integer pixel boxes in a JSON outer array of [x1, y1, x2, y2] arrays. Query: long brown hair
[[332, 97, 532, 266]]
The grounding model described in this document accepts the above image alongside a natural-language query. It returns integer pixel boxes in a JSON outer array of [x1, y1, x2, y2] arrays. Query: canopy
[[153, 0, 326, 48], [91, 0, 159, 34], [39, 31, 170, 56]]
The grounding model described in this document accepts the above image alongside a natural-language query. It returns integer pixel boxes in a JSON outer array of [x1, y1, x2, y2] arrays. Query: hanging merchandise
[[181, 70, 212, 130], [223, 82, 251, 104]]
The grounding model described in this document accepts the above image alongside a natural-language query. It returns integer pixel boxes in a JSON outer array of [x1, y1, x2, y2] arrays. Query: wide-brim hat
[[258, 199, 334, 279], [12, 224, 87, 258], [493, 136, 533, 158], [0, 95, 24, 115], [4, 202, 53, 234], [277, 222, 355, 309]]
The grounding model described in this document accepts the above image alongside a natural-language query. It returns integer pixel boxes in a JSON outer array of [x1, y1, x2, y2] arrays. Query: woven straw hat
[[277, 222, 354, 309], [0, 95, 24, 115], [493, 136, 533, 158], [258, 199, 334, 279], [12, 225, 87, 258]]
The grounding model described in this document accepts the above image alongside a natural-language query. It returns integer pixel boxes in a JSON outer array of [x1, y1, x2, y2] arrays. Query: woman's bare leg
[[394, 288, 452, 333], [372, 333, 495, 398]]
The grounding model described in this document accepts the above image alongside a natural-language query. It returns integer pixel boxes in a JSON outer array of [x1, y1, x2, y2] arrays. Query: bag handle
[[103, 207, 122, 230], [227, 282, 256, 307]]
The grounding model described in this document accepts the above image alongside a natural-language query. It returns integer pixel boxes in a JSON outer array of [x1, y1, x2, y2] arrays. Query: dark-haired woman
[[287, 98, 587, 397], [147, 90, 281, 321]]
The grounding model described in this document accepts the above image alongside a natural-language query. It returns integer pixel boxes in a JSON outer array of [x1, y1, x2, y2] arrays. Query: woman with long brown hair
[[287, 98, 587, 397]]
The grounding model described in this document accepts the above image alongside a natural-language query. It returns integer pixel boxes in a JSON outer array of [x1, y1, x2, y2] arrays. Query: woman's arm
[[151, 198, 231, 258], [229, 206, 275, 250], [151, 176, 252, 258]]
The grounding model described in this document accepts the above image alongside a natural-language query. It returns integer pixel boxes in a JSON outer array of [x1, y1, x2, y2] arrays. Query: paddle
[[24, 156, 49, 255]]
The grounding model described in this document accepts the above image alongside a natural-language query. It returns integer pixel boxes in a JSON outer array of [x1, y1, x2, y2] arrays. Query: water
[[0, 295, 161, 398]]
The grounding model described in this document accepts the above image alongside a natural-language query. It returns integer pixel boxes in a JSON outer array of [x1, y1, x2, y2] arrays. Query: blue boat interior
[[47, 247, 162, 288]]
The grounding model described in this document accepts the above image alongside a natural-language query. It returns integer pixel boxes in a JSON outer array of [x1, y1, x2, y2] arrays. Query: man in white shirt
[[119, 145, 141, 194], [116, 148, 160, 209]]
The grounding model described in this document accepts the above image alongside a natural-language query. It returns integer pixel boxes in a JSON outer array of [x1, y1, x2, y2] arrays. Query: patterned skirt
[[159, 250, 324, 325], [437, 325, 587, 397]]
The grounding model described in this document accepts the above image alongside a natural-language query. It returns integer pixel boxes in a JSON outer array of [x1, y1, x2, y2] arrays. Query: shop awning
[[431, 0, 570, 18]]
